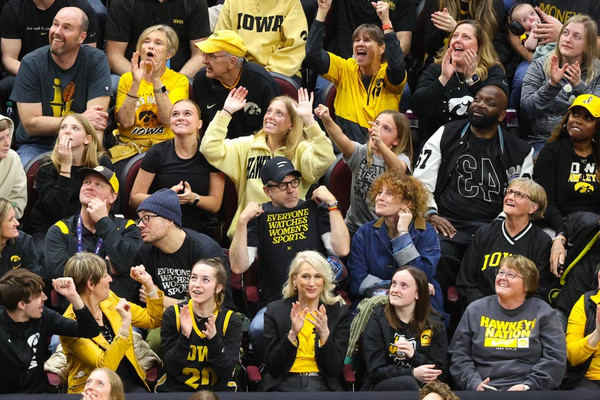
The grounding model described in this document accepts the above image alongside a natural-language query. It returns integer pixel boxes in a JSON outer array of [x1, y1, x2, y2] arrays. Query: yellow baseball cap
[[195, 30, 247, 57], [569, 94, 600, 118]]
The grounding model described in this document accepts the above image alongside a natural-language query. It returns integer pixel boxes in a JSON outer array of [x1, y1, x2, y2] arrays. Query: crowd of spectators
[[1, 0, 600, 396]]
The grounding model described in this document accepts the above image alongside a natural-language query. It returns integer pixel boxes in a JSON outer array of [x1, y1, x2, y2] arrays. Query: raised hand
[[201, 314, 217, 339], [131, 51, 144, 84], [396, 207, 413, 234], [533, 6, 562, 44], [86, 197, 110, 223], [372, 1, 391, 25], [311, 185, 337, 206], [549, 54, 568, 86], [462, 48, 478, 78], [289, 301, 308, 338], [223, 86, 248, 115], [239, 201, 264, 224], [52, 277, 78, 300], [115, 298, 132, 327], [431, 7, 457, 32], [306, 304, 330, 344], [292, 88, 316, 126], [179, 304, 193, 338], [57, 134, 73, 168], [565, 61, 581, 87], [314, 104, 332, 121], [439, 47, 455, 84], [130, 264, 154, 289]]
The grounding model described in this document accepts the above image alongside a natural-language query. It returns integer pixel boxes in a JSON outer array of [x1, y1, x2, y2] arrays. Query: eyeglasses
[[505, 188, 531, 201], [200, 51, 228, 61], [495, 269, 523, 280], [266, 178, 300, 191], [135, 214, 160, 226]]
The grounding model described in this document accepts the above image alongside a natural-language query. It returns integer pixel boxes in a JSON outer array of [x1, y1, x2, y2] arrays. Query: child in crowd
[[509, 3, 556, 58], [315, 104, 412, 234]]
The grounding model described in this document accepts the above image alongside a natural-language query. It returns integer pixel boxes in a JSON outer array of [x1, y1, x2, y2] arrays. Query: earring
[[293, 284, 297, 291]]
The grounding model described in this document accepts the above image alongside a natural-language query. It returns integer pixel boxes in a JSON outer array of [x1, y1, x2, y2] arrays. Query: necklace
[[454, 70, 466, 84], [175, 142, 197, 159]]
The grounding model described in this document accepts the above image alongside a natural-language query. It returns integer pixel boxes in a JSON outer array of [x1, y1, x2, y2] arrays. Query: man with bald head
[[11, 6, 111, 165], [413, 84, 534, 310]]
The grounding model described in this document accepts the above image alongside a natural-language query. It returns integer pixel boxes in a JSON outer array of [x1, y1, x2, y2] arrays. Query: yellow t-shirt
[[289, 315, 320, 373]]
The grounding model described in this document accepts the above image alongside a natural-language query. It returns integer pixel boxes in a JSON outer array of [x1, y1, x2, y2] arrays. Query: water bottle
[[5, 101, 15, 120]]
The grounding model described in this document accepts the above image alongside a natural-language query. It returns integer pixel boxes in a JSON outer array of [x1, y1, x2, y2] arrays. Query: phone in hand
[[481, 383, 498, 391]]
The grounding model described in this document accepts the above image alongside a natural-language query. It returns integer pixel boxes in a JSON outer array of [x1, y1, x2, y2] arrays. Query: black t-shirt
[[105, 0, 210, 72], [141, 139, 217, 233], [0, 0, 99, 59], [332, 0, 416, 57], [247, 200, 330, 305], [438, 132, 504, 223], [136, 228, 225, 299]]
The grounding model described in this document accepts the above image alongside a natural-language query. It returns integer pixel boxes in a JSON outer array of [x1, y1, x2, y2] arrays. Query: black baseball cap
[[260, 156, 302, 185]]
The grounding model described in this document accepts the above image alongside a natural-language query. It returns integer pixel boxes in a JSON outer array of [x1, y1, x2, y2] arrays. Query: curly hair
[[369, 170, 429, 218]]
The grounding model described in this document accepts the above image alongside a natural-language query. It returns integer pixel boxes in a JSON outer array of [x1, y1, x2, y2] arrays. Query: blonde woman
[[200, 87, 335, 240], [522, 15, 600, 156], [29, 114, 111, 252], [110, 24, 189, 167], [413, 20, 507, 140], [260, 250, 350, 391]]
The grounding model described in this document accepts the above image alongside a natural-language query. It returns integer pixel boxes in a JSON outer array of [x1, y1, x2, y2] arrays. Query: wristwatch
[[466, 74, 480, 85], [192, 194, 200, 206], [154, 85, 167, 94]]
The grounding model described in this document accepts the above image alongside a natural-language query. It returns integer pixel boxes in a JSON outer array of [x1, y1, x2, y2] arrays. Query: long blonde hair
[[543, 15, 599, 84], [282, 251, 345, 306], [255, 96, 305, 160], [50, 114, 105, 171], [441, 0, 498, 47], [434, 20, 501, 81]]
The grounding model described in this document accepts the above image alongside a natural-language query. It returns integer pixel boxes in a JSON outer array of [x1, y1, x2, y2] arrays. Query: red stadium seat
[[21, 151, 52, 232], [270, 72, 301, 101], [118, 153, 146, 220], [323, 153, 351, 218]]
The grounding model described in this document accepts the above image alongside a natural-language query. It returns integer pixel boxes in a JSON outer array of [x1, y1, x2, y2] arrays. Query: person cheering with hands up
[[110, 25, 189, 169], [413, 20, 507, 141], [306, 0, 406, 143], [260, 251, 351, 392], [0, 269, 101, 393], [315, 104, 412, 234], [157, 258, 241, 392], [200, 87, 335, 240], [61, 252, 163, 393]]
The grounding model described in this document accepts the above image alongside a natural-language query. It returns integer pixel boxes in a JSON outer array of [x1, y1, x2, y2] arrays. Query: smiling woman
[[450, 254, 567, 391], [260, 251, 351, 392], [0, 198, 41, 277], [533, 94, 600, 232], [157, 258, 242, 392], [413, 20, 507, 141], [82, 368, 125, 400]]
